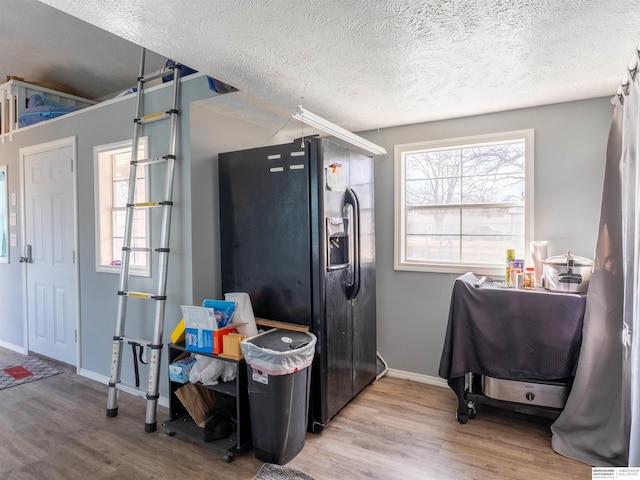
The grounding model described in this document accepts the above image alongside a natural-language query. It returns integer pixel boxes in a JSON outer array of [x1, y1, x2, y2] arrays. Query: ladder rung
[[138, 66, 177, 84], [135, 109, 178, 125], [128, 201, 159, 208], [115, 383, 146, 398], [127, 201, 174, 209], [122, 246, 152, 253], [135, 112, 169, 124], [121, 246, 170, 253], [118, 336, 154, 347], [133, 155, 175, 167], [118, 291, 167, 300]]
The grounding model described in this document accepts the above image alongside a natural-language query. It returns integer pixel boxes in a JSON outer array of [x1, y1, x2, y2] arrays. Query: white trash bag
[[241, 330, 316, 376]]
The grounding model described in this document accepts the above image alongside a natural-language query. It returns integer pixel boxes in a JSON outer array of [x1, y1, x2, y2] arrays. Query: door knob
[[19, 244, 32, 263]]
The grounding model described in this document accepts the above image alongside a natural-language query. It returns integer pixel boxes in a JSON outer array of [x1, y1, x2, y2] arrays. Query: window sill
[[394, 262, 504, 278], [96, 265, 151, 277]]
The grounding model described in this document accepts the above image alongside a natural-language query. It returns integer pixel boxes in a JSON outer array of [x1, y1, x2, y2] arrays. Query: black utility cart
[[163, 343, 251, 462]]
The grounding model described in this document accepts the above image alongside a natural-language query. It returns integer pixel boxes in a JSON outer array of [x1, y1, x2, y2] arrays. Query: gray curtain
[[623, 73, 640, 467], [550, 69, 640, 466]]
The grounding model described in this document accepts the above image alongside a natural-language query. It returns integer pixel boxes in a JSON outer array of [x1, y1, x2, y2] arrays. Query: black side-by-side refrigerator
[[218, 137, 376, 432]]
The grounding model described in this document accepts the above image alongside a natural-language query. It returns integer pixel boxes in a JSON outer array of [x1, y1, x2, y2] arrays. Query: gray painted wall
[[360, 97, 612, 378], [0, 90, 614, 398]]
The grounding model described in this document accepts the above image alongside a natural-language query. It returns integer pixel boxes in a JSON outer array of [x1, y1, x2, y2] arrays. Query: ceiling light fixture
[[292, 105, 387, 156]]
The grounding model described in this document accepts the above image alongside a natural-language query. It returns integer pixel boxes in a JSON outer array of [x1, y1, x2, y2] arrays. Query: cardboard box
[[181, 304, 245, 354], [213, 327, 237, 354], [184, 326, 237, 355], [174, 383, 218, 427], [169, 355, 197, 383], [219, 332, 246, 360], [182, 305, 218, 353], [185, 327, 214, 353]]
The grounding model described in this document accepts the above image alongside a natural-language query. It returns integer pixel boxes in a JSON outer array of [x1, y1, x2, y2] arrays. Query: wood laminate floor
[[0, 349, 591, 479]]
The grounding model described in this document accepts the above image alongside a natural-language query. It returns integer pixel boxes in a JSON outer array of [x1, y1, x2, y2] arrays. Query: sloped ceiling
[[1, 0, 166, 100], [14, 1, 640, 134]]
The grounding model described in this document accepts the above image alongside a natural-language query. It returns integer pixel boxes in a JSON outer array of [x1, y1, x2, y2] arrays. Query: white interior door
[[22, 138, 78, 366]]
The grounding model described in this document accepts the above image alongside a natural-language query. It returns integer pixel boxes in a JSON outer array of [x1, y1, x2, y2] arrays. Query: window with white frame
[[394, 130, 534, 276], [94, 138, 150, 276]]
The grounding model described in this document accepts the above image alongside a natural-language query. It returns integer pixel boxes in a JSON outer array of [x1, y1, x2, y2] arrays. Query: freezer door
[[218, 143, 312, 325]]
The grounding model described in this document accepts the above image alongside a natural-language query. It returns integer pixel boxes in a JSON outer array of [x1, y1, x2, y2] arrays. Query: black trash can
[[241, 329, 317, 465]]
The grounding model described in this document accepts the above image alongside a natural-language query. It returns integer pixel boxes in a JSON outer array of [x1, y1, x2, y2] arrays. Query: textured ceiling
[[14, 1, 640, 134]]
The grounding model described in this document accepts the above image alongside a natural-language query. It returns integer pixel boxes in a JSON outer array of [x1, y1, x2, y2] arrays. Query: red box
[[213, 327, 237, 354]]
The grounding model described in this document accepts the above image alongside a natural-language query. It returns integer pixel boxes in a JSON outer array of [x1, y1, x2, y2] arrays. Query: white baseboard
[[386, 368, 449, 388], [78, 368, 169, 408], [0, 339, 27, 354], [78, 367, 108, 385]]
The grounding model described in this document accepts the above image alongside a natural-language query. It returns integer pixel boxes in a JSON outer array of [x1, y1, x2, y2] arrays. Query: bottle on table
[[524, 267, 535, 289], [506, 249, 516, 286]]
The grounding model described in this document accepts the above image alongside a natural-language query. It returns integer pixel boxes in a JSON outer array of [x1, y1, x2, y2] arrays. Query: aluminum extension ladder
[[106, 48, 182, 432]]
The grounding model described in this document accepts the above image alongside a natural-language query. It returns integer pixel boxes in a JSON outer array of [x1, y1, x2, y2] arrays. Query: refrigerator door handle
[[344, 188, 361, 300]]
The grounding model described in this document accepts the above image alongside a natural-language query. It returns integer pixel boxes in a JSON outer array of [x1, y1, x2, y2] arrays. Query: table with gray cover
[[438, 272, 586, 423]]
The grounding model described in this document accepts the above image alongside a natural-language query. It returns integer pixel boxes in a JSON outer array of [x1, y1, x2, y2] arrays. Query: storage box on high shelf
[[0, 78, 95, 135]]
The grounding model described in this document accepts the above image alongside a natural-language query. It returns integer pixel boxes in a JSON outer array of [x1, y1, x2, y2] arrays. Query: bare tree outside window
[[395, 131, 533, 274]]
